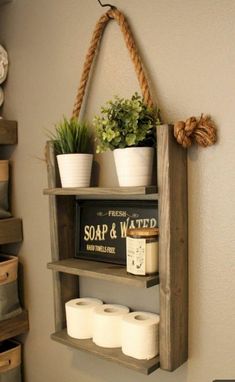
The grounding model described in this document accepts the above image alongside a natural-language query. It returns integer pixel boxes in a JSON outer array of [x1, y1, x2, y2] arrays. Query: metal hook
[[97, 0, 116, 10]]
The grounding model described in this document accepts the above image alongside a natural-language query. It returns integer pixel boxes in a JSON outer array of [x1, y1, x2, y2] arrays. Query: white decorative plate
[[0, 45, 8, 85]]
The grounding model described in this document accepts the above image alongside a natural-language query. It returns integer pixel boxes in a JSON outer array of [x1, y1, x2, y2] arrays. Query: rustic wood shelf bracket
[[157, 124, 188, 371], [46, 142, 78, 331]]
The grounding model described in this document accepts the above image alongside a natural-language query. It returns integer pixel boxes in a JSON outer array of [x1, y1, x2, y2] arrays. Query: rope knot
[[174, 114, 217, 148]]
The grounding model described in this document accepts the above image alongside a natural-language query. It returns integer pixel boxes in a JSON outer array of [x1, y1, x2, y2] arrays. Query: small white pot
[[113, 147, 154, 187], [57, 153, 93, 187]]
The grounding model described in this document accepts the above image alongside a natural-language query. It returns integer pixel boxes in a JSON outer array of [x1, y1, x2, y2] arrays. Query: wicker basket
[[0, 255, 22, 321], [0, 340, 21, 382], [0, 161, 11, 219]]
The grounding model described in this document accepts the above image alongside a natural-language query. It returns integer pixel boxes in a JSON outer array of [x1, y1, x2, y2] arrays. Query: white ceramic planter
[[57, 153, 93, 187], [113, 147, 154, 187]]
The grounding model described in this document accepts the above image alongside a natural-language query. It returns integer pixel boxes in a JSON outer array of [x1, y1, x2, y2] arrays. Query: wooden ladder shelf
[[45, 124, 188, 374]]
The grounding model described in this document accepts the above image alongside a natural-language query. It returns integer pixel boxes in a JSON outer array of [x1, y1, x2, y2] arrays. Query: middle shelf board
[[0, 310, 29, 342], [0, 218, 23, 245], [47, 258, 159, 288], [0, 119, 17, 145], [51, 329, 160, 375], [43, 186, 158, 199]]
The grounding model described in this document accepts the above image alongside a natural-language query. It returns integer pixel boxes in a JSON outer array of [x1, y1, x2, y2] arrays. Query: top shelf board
[[0, 119, 17, 145], [43, 186, 158, 198]]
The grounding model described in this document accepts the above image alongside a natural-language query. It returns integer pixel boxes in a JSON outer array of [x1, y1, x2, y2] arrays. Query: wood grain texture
[[0, 310, 29, 341], [47, 258, 159, 288], [46, 142, 78, 331], [51, 329, 160, 375], [157, 125, 188, 371], [0, 120, 17, 145], [43, 186, 157, 196], [0, 218, 23, 244]]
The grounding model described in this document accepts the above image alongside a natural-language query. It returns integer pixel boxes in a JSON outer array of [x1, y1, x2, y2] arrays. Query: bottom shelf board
[[51, 329, 160, 375], [0, 310, 29, 341]]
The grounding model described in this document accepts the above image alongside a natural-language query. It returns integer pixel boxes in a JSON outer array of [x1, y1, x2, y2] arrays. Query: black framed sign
[[75, 200, 158, 265]]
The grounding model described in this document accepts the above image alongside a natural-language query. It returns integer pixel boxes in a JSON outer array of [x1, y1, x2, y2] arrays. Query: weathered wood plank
[[0, 218, 22, 244], [0, 310, 29, 341], [51, 329, 160, 375], [157, 125, 188, 371], [0, 120, 17, 145], [46, 142, 78, 331], [47, 258, 159, 288], [43, 186, 157, 196]]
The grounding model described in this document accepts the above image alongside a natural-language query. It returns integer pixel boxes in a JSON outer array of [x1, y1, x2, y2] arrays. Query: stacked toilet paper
[[65, 297, 103, 339], [93, 304, 130, 348], [65, 297, 160, 360], [122, 311, 160, 360]]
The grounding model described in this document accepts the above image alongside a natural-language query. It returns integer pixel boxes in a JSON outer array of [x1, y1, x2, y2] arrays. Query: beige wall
[[0, 0, 235, 381]]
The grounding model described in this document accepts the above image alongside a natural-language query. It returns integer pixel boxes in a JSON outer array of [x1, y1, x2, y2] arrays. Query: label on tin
[[126, 237, 146, 275]]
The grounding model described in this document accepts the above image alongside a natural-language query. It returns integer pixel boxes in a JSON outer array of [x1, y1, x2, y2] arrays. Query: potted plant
[[50, 117, 93, 187], [94, 93, 160, 186]]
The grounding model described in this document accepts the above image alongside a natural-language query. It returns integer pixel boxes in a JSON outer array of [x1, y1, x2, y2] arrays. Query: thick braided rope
[[108, 9, 153, 109], [72, 8, 154, 119]]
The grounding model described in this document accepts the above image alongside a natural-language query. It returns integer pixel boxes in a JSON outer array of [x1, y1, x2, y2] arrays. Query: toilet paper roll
[[93, 304, 130, 348], [65, 297, 103, 339], [122, 311, 160, 360]]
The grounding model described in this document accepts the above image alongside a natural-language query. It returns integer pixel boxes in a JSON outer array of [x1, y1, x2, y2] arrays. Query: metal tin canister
[[126, 227, 159, 276]]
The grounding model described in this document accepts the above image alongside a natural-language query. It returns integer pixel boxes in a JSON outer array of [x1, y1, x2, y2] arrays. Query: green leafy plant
[[93, 93, 160, 153], [49, 117, 92, 154]]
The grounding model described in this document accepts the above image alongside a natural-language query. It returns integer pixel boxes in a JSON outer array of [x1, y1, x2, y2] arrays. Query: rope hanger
[[97, 0, 116, 10], [72, 3, 217, 149]]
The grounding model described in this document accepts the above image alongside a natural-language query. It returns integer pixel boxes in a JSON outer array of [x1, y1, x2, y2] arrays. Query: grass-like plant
[[50, 117, 92, 154], [94, 93, 160, 153]]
